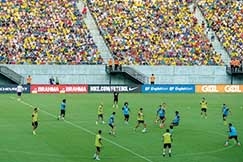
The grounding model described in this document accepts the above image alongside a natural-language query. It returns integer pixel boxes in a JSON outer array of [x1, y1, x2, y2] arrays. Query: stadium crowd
[[0, 0, 103, 65], [198, 0, 243, 63], [88, 0, 224, 65]]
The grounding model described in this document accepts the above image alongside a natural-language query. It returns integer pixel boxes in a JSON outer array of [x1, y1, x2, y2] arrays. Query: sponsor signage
[[196, 85, 243, 93], [0, 85, 30, 93], [88, 85, 141, 93], [142, 84, 195, 93], [30, 84, 88, 94]]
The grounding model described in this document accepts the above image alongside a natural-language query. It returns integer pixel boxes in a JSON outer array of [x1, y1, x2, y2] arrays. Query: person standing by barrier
[[150, 74, 155, 84], [114, 59, 119, 71], [108, 58, 113, 72], [26, 75, 32, 85]]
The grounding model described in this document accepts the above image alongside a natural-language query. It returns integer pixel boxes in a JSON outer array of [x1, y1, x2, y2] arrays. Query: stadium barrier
[[88, 85, 141, 93], [141, 84, 195, 93], [0, 85, 30, 93], [30, 84, 88, 94], [196, 85, 243, 93], [1, 84, 243, 94]]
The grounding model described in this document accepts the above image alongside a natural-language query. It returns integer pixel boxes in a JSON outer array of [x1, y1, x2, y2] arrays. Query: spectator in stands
[[88, 0, 224, 66], [198, 0, 243, 60], [0, 0, 103, 65], [82, 5, 88, 17]]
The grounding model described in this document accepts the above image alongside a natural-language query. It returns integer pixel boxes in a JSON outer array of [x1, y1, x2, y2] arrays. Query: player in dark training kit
[[113, 90, 119, 108]]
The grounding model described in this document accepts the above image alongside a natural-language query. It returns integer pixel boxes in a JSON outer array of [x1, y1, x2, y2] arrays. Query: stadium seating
[[0, 0, 103, 65], [198, 0, 243, 59], [88, 0, 224, 65]]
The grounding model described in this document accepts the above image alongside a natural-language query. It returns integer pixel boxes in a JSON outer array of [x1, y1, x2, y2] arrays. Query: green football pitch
[[0, 93, 242, 162]]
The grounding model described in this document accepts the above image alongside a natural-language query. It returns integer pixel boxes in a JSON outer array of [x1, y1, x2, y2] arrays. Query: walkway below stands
[[189, 4, 230, 65], [77, 1, 112, 63]]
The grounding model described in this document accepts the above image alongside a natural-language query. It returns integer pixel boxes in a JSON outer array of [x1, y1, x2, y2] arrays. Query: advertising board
[[196, 85, 243, 93], [88, 85, 141, 93], [142, 84, 195, 93], [30, 84, 88, 94], [0, 85, 30, 93]]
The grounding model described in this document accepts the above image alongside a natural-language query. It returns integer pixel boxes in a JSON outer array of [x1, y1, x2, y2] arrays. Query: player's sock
[[223, 121, 227, 125], [224, 141, 229, 146], [237, 142, 241, 146], [33, 131, 36, 135], [93, 153, 96, 159], [95, 155, 100, 160], [112, 131, 116, 136], [162, 149, 165, 157], [169, 149, 171, 157], [96, 121, 98, 125]]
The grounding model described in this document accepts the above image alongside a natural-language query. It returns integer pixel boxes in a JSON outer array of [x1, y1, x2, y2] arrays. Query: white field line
[[11, 97, 153, 162]]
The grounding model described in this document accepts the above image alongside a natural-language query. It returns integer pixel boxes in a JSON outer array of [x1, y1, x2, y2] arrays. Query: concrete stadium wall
[[2, 65, 242, 84], [132, 66, 243, 84]]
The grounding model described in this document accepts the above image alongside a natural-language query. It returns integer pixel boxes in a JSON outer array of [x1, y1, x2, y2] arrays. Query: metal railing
[[122, 66, 148, 84]]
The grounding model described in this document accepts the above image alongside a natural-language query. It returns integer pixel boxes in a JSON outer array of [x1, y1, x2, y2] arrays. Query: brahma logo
[[224, 85, 241, 92], [201, 85, 218, 92]]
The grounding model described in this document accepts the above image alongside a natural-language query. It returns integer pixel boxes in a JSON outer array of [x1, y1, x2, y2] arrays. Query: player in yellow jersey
[[200, 97, 208, 119], [93, 130, 103, 160], [96, 103, 105, 125], [32, 107, 39, 135], [134, 108, 147, 133], [162, 129, 172, 157]]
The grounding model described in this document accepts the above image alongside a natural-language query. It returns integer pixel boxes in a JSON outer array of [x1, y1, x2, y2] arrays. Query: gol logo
[[201, 85, 218, 92], [224, 85, 241, 92]]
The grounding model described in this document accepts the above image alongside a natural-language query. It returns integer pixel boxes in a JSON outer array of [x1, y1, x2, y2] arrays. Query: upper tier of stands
[[198, 0, 243, 59], [88, 0, 224, 65], [0, 0, 103, 64]]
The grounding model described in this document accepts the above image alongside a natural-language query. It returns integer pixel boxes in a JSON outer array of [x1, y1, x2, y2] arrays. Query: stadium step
[[189, 3, 230, 65], [77, 1, 112, 63]]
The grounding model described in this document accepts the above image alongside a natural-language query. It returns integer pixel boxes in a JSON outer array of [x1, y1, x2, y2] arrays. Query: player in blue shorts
[[222, 104, 231, 125], [122, 102, 130, 124], [155, 103, 166, 128], [170, 111, 180, 134], [58, 99, 66, 120], [225, 123, 240, 146], [108, 112, 116, 136]]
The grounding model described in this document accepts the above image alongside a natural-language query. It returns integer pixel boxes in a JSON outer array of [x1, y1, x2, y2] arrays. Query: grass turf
[[0, 93, 242, 162]]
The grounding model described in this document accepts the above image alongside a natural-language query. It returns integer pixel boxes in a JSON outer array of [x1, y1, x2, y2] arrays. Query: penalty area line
[[11, 97, 153, 162]]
